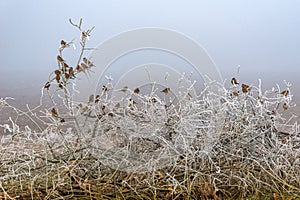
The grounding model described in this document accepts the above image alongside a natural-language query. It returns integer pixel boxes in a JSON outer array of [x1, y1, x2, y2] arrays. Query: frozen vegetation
[[0, 19, 299, 199]]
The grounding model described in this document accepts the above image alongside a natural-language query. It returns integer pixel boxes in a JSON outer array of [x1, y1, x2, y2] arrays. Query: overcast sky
[[1, 0, 300, 104]]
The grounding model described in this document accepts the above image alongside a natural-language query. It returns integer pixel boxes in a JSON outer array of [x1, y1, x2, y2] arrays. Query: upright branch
[[69, 18, 95, 68], [42, 19, 96, 134]]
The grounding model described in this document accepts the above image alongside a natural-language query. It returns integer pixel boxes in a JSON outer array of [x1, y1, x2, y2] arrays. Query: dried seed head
[[65, 73, 70, 79], [283, 103, 288, 110], [120, 86, 128, 92], [55, 74, 61, 82], [161, 88, 170, 94], [54, 70, 61, 75], [76, 65, 82, 72], [186, 92, 193, 99], [44, 82, 51, 90], [81, 62, 88, 70], [61, 40, 67, 46], [231, 77, 239, 85], [95, 95, 100, 103], [51, 108, 58, 116], [83, 57, 93, 67], [102, 85, 108, 92], [129, 98, 137, 104], [242, 84, 250, 93], [258, 96, 264, 104], [69, 67, 74, 76], [129, 99, 137, 109], [150, 97, 158, 103], [134, 88, 140, 94], [58, 83, 63, 89], [231, 91, 239, 97], [220, 98, 226, 104], [81, 106, 89, 113], [88, 94, 94, 103], [280, 90, 289, 96], [83, 57, 88, 64], [57, 55, 64, 62], [81, 31, 88, 41], [63, 62, 69, 68]]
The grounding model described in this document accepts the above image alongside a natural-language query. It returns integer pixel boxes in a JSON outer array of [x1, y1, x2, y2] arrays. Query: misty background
[[1, 0, 300, 108]]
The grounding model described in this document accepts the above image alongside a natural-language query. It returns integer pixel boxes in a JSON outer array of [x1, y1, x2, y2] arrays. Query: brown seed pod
[[134, 88, 140, 94], [220, 98, 227, 104], [69, 67, 74, 77], [102, 85, 108, 92], [231, 91, 239, 97], [231, 77, 239, 85], [62, 63, 68, 73], [55, 74, 61, 82], [280, 90, 289, 96], [58, 83, 63, 89], [150, 97, 158, 103], [51, 108, 58, 116], [63, 62, 69, 68], [83, 57, 89, 65], [60, 118, 65, 123], [186, 92, 193, 99], [83, 57, 88, 63], [61, 40, 67, 46], [76, 65, 82, 72], [283, 103, 288, 110], [65, 73, 70, 79], [88, 94, 94, 103], [129, 98, 137, 108], [44, 82, 51, 90], [161, 88, 170, 94], [54, 70, 61, 75], [83, 57, 94, 67], [81, 31, 88, 38], [131, 99, 137, 104], [120, 86, 128, 92], [57, 55, 64, 62], [95, 95, 100, 103], [242, 84, 250, 93], [258, 96, 264, 104], [81, 106, 89, 114], [81, 63, 88, 70]]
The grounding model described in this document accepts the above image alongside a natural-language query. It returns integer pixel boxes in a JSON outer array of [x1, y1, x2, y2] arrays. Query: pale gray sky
[[1, 0, 300, 104]]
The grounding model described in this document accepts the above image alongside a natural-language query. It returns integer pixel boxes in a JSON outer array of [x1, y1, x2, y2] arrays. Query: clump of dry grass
[[0, 19, 300, 199]]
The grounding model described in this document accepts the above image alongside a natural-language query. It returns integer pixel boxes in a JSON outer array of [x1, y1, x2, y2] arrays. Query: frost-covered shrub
[[0, 19, 299, 199]]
